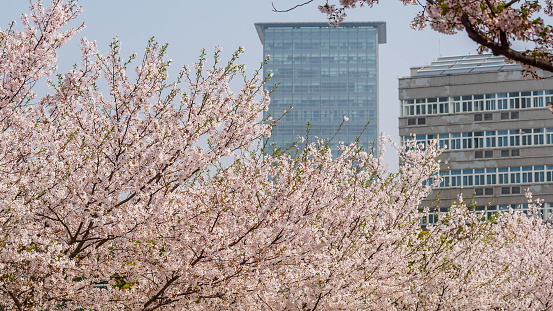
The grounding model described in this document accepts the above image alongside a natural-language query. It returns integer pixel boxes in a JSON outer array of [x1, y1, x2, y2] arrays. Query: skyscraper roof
[[254, 22, 387, 44]]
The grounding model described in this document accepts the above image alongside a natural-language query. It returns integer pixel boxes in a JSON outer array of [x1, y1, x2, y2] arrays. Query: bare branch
[[272, 0, 315, 12]]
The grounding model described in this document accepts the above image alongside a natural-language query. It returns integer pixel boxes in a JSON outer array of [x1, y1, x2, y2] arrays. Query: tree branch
[[7, 290, 23, 311], [484, 0, 497, 17], [272, 0, 315, 12], [503, 0, 521, 9], [460, 14, 553, 73], [143, 275, 180, 310]]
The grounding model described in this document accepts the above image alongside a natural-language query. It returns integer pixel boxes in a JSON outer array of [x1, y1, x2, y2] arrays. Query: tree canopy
[[2, 1, 553, 310]]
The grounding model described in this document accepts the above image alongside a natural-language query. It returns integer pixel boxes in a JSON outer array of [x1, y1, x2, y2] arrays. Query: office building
[[399, 54, 553, 222], [255, 22, 386, 155]]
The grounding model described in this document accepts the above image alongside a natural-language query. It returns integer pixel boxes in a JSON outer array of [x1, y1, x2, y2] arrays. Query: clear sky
[[1, 0, 481, 170]]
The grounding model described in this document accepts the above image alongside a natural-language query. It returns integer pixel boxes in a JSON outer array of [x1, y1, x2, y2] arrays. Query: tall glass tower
[[255, 22, 386, 155]]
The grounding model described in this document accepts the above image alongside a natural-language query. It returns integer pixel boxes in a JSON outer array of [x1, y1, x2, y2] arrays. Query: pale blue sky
[[2, 0, 481, 170]]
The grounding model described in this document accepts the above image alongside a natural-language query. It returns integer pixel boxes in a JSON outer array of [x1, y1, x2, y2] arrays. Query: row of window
[[280, 110, 377, 122], [434, 165, 553, 188], [269, 68, 376, 79], [404, 111, 522, 127], [272, 73, 376, 80], [276, 86, 376, 93], [268, 55, 377, 62], [269, 60, 377, 65], [272, 96, 376, 102], [266, 42, 376, 49], [266, 30, 376, 36], [273, 67, 376, 74], [421, 203, 553, 225], [404, 128, 553, 150], [472, 111, 521, 121], [401, 91, 553, 117]]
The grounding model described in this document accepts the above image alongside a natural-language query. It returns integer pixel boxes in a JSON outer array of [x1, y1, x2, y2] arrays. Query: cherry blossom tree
[[275, 0, 553, 75], [3, 1, 553, 310]]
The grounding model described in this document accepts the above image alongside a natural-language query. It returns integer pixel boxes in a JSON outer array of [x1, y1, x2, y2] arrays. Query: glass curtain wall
[[256, 23, 383, 156]]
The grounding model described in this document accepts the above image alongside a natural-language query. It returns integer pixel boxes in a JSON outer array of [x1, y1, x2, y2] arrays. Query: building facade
[[399, 54, 553, 223], [255, 22, 386, 155]]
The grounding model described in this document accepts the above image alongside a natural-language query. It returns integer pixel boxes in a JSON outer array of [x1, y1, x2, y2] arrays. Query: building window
[[521, 129, 532, 146], [439, 133, 449, 149], [509, 130, 520, 146], [474, 95, 485, 111], [497, 94, 508, 109], [547, 128, 553, 144], [407, 117, 426, 126], [476, 150, 493, 158], [533, 128, 544, 145], [486, 94, 496, 110], [436, 165, 553, 189], [450, 133, 461, 149], [486, 168, 497, 185], [475, 169, 485, 186], [475, 188, 494, 196], [462, 132, 473, 149], [499, 168, 509, 184], [486, 131, 496, 147], [498, 130, 508, 147]]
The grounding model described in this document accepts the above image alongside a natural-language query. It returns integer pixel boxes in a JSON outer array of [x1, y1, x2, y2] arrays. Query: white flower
[[343, 116, 349, 122]]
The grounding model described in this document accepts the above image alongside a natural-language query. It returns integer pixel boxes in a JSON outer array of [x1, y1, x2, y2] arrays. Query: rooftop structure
[[413, 54, 522, 76]]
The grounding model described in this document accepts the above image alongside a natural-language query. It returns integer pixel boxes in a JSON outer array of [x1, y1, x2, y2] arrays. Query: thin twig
[[272, 0, 315, 12]]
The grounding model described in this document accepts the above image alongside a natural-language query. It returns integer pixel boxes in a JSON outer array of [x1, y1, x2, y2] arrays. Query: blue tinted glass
[[262, 24, 380, 155]]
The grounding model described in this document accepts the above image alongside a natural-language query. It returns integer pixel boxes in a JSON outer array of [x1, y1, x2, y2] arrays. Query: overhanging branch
[[461, 14, 553, 73]]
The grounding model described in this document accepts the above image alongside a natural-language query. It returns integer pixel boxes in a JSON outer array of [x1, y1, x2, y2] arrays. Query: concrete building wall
[[398, 55, 553, 222]]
